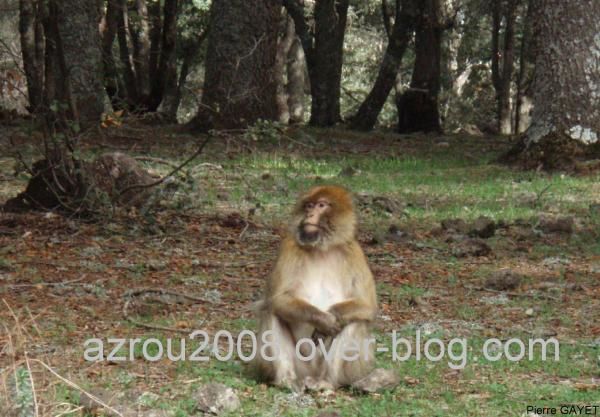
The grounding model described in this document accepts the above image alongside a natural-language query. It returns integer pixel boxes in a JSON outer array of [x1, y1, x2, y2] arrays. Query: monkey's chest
[[296, 265, 347, 311]]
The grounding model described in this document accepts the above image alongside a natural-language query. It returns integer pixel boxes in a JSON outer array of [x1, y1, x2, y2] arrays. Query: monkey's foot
[[275, 376, 304, 393], [350, 368, 400, 393], [304, 376, 335, 392]]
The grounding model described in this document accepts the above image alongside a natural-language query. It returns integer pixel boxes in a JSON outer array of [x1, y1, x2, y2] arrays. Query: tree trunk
[[287, 34, 306, 124], [514, 0, 534, 134], [148, 1, 162, 93], [397, 0, 442, 133], [132, 0, 152, 105], [492, 0, 517, 135], [101, 0, 123, 106], [350, 0, 416, 131], [188, 0, 280, 131], [309, 0, 349, 126], [55, 0, 106, 126], [502, 0, 600, 170], [275, 14, 296, 124], [116, 0, 138, 106], [19, 0, 44, 112], [148, 0, 178, 111]]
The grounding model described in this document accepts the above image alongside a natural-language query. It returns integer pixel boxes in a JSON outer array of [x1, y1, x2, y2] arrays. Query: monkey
[[253, 185, 377, 392]]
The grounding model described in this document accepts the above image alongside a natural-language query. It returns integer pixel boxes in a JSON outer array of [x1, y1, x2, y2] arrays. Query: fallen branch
[[118, 135, 211, 197], [463, 285, 560, 301], [122, 288, 219, 333]]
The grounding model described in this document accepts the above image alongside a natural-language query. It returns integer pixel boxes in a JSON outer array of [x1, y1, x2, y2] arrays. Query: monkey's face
[[296, 197, 331, 247], [292, 186, 357, 250]]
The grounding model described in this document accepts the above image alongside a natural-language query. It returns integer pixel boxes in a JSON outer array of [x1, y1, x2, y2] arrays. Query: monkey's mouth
[[299, 223, 321, 244]]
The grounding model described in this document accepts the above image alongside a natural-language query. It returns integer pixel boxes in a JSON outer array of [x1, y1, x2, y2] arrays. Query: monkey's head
[[292, 185, 357, 249]]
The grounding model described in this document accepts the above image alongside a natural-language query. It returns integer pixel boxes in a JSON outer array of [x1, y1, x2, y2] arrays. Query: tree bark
[[188, 0, 280, 131], [283, 0, 350, 127], [309, 0, 349, 126], [492, 0, 517, 135], [350, 0, 416, 131], [502, 0, 600, 170], [287, 33, 306, 124], [54, 0, 106, 126], [116, 0, 138, 106], [19, 0, 44, 112], [275, 14, 296, 123], [148, 0, 178, 111], [101, 0, 122, 105], [397, 0, 443, 133], [514, 0, 534, 134], [132, 0, 152, 105]]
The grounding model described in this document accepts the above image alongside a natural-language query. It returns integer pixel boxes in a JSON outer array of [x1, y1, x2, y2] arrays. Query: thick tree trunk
[[502, 0, 600, 170], [188, 0, 280, 131], [149, 0, 178, 111], [350, 0, 416, 131], [19, 0, 44, 112], [309, 0, 349, 126], [132, 0, 152, 104], [55, 0, 106, 126], [397, 0, 442, 133]]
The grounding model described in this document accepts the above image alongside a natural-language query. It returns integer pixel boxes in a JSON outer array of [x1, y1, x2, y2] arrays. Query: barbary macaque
[[254, 185, 377, 391]]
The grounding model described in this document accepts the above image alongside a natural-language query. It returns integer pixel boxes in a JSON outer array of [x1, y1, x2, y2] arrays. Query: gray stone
[[194, 383, 241, 415]]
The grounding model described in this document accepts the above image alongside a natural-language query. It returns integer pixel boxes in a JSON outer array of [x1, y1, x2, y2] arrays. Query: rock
[[469, 216, 496, 238], [525, 308, 534, 316], [194, 383, 241, 415], [480, 294, 510, 305], [441, 218, 469, 234], [372, 196, 404, 214], [542, 257, 570, 268], [484, 270, 522, 291], [387, 224, 411, 242], [452, 238, 492, 257], [315, 412, 341, 417], [515, 191, 538, 206], [537, 216, 574, 234], [338, 166, 359, 177], [351, 368, 400, 393], [462, 124, 484, 136]]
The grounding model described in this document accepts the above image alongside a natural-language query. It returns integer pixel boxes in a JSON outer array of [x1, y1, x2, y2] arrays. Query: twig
[[122, 288, 218, 333], [7, 274, 87, 289], [134, 156, 180, 170], [23, 350, 39, 417], [31, 359, 124, 417], [463, 285, 560, 301], [118, 135, 211, 196]]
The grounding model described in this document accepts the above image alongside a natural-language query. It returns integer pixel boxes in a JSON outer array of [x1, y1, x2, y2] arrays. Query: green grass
[[189, 148, 599, 232]]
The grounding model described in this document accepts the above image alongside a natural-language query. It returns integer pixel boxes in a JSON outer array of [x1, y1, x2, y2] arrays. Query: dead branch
[[118, 135, 211, 197]]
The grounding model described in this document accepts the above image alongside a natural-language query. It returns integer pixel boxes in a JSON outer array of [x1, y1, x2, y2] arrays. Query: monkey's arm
[[270, 292, 341, 336], [327, 299, 377, 326]]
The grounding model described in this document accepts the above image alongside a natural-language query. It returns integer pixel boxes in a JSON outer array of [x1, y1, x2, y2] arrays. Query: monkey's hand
[[327, 304, 349, 329], [311, 311, 341, 336]]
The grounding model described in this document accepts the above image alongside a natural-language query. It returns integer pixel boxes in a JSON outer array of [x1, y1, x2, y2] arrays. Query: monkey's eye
[[317, 202, 328, 209], [305, 202, 315, 210]]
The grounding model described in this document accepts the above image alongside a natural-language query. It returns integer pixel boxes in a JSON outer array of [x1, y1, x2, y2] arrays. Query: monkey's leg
[[322, 322, 375, 387], [255, 314, 303, 392]]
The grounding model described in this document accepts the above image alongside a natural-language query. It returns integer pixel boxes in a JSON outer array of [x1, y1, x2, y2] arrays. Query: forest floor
[[0, 123, 599, 416]]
